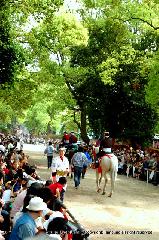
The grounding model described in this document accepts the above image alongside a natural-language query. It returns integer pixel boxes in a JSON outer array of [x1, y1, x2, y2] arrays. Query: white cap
[[26, 197, 47, 211]]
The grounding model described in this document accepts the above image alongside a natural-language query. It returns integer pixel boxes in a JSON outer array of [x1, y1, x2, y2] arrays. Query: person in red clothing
[[62, 131, 70, 147], [48, 177, 67, 202], [69, 132, 77, 145]]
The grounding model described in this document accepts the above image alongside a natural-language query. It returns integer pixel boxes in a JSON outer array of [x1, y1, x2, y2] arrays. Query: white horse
[[96, 153, 118, 197]]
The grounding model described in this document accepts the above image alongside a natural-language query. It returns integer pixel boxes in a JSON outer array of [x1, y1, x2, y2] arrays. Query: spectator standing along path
[[44, 142, 54, 169]]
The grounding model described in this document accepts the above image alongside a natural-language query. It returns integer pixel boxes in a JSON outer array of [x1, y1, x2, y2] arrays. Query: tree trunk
[[11, 116, 17, 134], [80, 105, 90, 145], [47, 121, 52, 134]]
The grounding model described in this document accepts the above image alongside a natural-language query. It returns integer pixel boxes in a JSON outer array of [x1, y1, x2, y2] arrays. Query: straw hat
[[26, 197, 47, 211]]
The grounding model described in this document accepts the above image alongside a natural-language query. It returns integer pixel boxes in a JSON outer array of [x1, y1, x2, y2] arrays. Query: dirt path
[[28, 151, 159, 240]]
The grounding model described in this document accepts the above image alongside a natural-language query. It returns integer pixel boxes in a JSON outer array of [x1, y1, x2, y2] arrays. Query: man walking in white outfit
[[51, 147, 69, 182], [51, 147, 69, 201]]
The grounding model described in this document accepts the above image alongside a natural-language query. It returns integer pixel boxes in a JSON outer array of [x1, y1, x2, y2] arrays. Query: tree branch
[[129, 17, 159, 30], [65, 79, 78, 99], [116, 16, 159, 30]]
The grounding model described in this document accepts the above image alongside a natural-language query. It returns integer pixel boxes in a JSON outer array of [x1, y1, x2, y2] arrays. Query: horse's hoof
[[108, 193, 112, 197], [102, 192, 105, 195], [97, 188, 101, 193]]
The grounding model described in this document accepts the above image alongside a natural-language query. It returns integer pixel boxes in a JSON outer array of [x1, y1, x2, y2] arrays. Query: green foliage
[[146, 49, 159, 133], [146, 50, 159, 108], [25, 11, 89, 67], [0, 0, 24, 86], [0, 102, 14, 123], [24, 103, 50, 134], [1, 0, 159, 144], [69, 5, 158, 144]]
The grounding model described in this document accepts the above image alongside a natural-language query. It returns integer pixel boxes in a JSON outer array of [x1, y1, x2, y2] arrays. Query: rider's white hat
[[103, 148, 111, 153]]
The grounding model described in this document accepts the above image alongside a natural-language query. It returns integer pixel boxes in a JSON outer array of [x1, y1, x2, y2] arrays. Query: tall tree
[[23, 9, 89, 139], [68, 1, 158, 144], [0, 0, 22, 86]]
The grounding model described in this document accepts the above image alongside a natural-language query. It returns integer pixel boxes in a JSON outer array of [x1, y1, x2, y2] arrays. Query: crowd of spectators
[[0, 135, 46, 238], [0, 132, 159, 239], [114, 147, 159, 186], [0, 134, 89, 240]]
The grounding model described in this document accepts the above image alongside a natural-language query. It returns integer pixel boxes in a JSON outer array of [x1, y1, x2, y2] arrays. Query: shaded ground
[[27, 150, 159, 240]]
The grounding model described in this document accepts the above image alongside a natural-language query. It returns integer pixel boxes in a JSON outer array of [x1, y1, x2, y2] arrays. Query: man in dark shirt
[[100, 131, 113, 153]]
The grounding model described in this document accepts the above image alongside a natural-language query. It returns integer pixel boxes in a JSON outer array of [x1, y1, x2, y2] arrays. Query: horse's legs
[[108, 170, 117, 197], [102, 171, 108, 195], [99, 174, 102, 185], [96, 170, 99, 190], [96, 170, 102, 192]]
